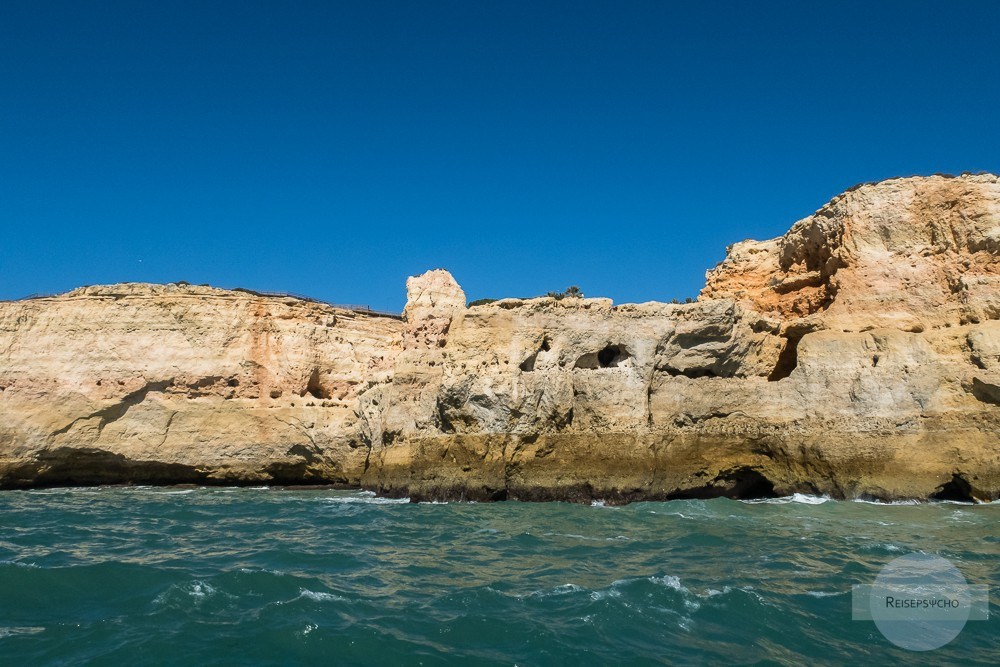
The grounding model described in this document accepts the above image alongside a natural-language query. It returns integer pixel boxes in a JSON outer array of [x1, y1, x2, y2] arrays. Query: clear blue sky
[[2, 1, 998, 310]]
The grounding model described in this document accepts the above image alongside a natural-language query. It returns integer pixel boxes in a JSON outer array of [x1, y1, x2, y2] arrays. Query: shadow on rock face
[[666, 467, 778, 501]]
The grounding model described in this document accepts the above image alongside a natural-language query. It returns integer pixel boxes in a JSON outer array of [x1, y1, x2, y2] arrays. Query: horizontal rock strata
[[2, 174, 1000, 502]]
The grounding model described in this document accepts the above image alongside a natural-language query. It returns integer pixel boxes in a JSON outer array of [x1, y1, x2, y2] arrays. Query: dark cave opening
[[663, 367, 717, 379], [519, 354, 537, 372], [931, 473, 976, 503], [304, 368, 331, 400], [768, 333, 802, 381], [575, 344, 632, 370], [666, 467, 777, 500]]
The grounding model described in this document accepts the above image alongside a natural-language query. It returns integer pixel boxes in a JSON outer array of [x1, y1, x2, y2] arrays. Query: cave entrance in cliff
[[666, 467, 777, 500], [575, 344, 632, 369], [303, 368, 331, 400], [768, 333, 802, 381], [930, 474, 976, 503]]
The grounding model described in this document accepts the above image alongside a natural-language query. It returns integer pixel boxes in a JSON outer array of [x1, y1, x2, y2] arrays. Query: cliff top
[[7, 172, 999, 332]]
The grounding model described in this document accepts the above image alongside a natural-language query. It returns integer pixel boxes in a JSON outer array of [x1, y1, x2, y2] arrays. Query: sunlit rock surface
[[2, 174, 1000, 502]]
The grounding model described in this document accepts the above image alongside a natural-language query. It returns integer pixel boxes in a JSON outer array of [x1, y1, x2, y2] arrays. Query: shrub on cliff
[[546, 286, 584, 300]]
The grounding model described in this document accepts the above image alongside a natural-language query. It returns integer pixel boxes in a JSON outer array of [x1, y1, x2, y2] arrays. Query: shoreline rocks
[[2, 174, 1000, 502]]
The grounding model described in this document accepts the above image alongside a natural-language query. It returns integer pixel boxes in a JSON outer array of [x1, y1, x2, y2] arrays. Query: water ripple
[[0, 488, 997, 665]]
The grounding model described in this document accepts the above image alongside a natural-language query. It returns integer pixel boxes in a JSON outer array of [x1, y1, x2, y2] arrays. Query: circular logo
[[868, 553, 972, 651]]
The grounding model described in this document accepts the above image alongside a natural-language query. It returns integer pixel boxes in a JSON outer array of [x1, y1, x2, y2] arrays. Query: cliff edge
[[2, 174, 999, 502]]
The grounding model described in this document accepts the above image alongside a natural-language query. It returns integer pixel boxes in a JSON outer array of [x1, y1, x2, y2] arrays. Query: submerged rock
[[2, 174, 1000, 502]]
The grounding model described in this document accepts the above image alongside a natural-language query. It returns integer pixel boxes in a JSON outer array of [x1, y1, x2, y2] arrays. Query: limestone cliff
[[2, 174, 1000, 502]]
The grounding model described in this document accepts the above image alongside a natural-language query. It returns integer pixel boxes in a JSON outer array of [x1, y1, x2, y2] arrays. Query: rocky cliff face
[[3, 174, 1000, 502]]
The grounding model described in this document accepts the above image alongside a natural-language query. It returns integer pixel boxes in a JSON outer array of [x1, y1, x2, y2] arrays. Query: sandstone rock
[[703, 173, 1000, 331], [403, 269, 466, 323], [2, 175, 1000, 502]]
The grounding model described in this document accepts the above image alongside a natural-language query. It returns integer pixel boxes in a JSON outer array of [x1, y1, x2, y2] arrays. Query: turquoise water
[[0, 488, 997, 666]]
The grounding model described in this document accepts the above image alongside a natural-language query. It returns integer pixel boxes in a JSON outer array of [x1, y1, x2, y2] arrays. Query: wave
[[541, 532, 630, 542], [323, 492, 410, 505], [851, 498, 920, 505], [743, 493, 831, 505], [0, 626, 45, 639], [295, 588, 348, 603], [648, 575, 685, 592], [520, 574, 762, 609], [152, 579, 224, 607], [527, 583, 587, 598], [806, 590, 848, 598], [858, 542, 904, 554]]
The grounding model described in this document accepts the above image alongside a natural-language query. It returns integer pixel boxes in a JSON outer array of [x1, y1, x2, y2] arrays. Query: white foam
[[860, 543, 903, 553], [188, 581, 216, 598], [324, 494, 410, 505], [297, 588, 347, 602], [744, 493, 831, 505], [852, 498, 920, 506], [649, 575, 686, 592], [154, 580, 219, 606], [589, 588, 623, 601], [551, 583, 585, 595], [806, 590, 848, 598], [0, 627, 44, 639], [543, 532, 627, 542], [237, 567, 286, 576], [526, 583, 585, 598]]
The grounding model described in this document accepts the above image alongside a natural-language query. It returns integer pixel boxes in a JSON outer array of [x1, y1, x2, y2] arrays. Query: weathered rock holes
[[520, 337, 552, 372], [574, 344, 631, 369], [969, 377, 1000, 405], [664, 367, 717, 379], [303, 368, 332, 400], [768, 333, 802, 381]]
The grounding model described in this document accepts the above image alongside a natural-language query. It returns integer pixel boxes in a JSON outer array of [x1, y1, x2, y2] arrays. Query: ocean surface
[[0, 488, 997, 666]]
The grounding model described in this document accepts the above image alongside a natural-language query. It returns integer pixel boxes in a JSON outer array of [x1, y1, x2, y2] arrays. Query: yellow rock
[[2, 174, 1000, 502]]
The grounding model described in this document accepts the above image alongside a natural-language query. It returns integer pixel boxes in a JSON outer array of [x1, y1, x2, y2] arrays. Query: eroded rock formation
[[2, 174, 1000, 502]]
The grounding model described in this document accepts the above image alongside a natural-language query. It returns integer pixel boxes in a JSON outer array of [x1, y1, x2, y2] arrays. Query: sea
[[0, 488, 996, 665]]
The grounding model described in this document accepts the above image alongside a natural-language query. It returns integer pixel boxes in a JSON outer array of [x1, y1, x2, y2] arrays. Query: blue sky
[[2, 1, 998, 311]]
